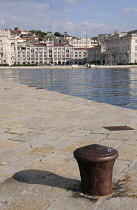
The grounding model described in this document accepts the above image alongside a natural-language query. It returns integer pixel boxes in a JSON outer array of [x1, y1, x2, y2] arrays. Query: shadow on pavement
[[12, 169, 80, 190]]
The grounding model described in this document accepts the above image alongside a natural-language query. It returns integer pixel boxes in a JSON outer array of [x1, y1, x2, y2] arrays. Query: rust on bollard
[[73, 144, 119, 196]]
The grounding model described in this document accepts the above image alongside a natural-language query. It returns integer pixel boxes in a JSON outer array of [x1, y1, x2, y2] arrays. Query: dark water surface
[[1, 67, 137, 110]]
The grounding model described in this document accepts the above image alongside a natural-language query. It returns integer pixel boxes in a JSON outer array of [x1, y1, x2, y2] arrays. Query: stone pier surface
[[0, 78, 137, 210]]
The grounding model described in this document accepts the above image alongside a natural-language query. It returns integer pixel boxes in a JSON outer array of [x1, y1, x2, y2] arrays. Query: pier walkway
[[0, 78, 137, 209]]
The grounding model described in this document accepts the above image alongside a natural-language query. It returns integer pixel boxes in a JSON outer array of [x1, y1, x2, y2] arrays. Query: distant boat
[[91, 64, 95, 67], [84, 63, 95, 68], [72, 64, 78, 68]]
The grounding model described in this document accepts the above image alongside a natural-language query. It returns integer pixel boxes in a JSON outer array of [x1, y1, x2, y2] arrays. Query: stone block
[[0, 194, 17, 209], [95, 197, 137, 210], [47, 190, 97, 210], [0, 133, 18, 142], [26, 146, 55, 156], [0, 155, 42, 176], [63, 140, 95, 152], [0, 147, 27, 165], [113, 159, 131, 180], [0, 140, 20, 148], [118, 145, 137, 161], [67, 129, 91, 137]]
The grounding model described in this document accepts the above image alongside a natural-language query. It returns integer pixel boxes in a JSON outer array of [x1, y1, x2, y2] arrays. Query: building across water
[[87, 30, 137, 65], [1, 28, 137, 66], [0, 29, 16, 66]]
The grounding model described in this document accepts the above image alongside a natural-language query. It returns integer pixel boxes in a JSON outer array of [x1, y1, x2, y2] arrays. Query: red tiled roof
[[87, 47, 96, 49], [26, 43, 46, 47], [74, 48, 90, 50], [17, 38, 27, 40], [54, 43, 73, 47]]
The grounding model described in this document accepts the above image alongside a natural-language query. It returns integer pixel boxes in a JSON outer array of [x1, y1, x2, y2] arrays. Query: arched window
[[11, 43, 15, 47]]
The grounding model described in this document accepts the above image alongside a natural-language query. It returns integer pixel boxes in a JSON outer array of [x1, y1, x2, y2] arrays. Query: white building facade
[[87, 43, 106, 65], [2, 29, 137, 66], [87, 30, 137, 65], [0, 29, 16, 66], [17, 43, 75, 65], [74, 48, 88, 64], [105, 31, 137, 65], [69, 38, 97, 48]]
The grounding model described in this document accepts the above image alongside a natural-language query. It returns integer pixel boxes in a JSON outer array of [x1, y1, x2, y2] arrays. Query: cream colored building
[[87, 30, 137, 65], [69, 38, 97, 48], [2, 29, 137, 66], [87, 43, 106, 65], [17, 43, 75, 65], [0, 29, 16, 66], [74, 48, 88, 64], [105, 30, 137, 65]]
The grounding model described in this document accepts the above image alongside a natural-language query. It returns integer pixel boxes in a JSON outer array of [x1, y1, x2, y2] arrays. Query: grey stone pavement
[[0, 77, 137, 210]]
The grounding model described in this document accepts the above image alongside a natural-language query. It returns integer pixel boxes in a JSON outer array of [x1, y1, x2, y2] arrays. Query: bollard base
[[78, 160, 115, 196]]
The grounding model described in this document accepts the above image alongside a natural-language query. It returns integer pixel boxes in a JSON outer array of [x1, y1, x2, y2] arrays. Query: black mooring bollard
[[73, 144, 119, 196]]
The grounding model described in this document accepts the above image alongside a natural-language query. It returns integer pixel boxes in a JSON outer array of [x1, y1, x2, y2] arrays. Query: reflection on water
[[1, 67, 137, 110]]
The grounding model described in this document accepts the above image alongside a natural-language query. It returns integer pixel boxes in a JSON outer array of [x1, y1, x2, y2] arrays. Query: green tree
[[29, 30, 47, 41], [38, 37, 43, 42], [54, 32, 62, 37]]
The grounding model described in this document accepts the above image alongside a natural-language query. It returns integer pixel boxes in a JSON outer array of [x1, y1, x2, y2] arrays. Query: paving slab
[[95, 197, 137, 210]]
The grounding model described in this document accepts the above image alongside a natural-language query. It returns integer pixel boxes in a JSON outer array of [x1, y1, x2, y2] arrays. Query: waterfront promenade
[[0, 77, 137, 209], [1, 64, 137, 70]]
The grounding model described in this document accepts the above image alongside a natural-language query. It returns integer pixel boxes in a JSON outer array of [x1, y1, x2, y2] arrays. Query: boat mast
[[86, 29, 88, 63], [86, 29, 88, 48]]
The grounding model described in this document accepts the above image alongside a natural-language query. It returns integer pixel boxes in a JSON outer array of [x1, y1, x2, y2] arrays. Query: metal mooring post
[[73, 144, 119, 196]]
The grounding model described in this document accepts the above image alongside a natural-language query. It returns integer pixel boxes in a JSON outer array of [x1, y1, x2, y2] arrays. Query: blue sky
[[0, 0, 137, 38]]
